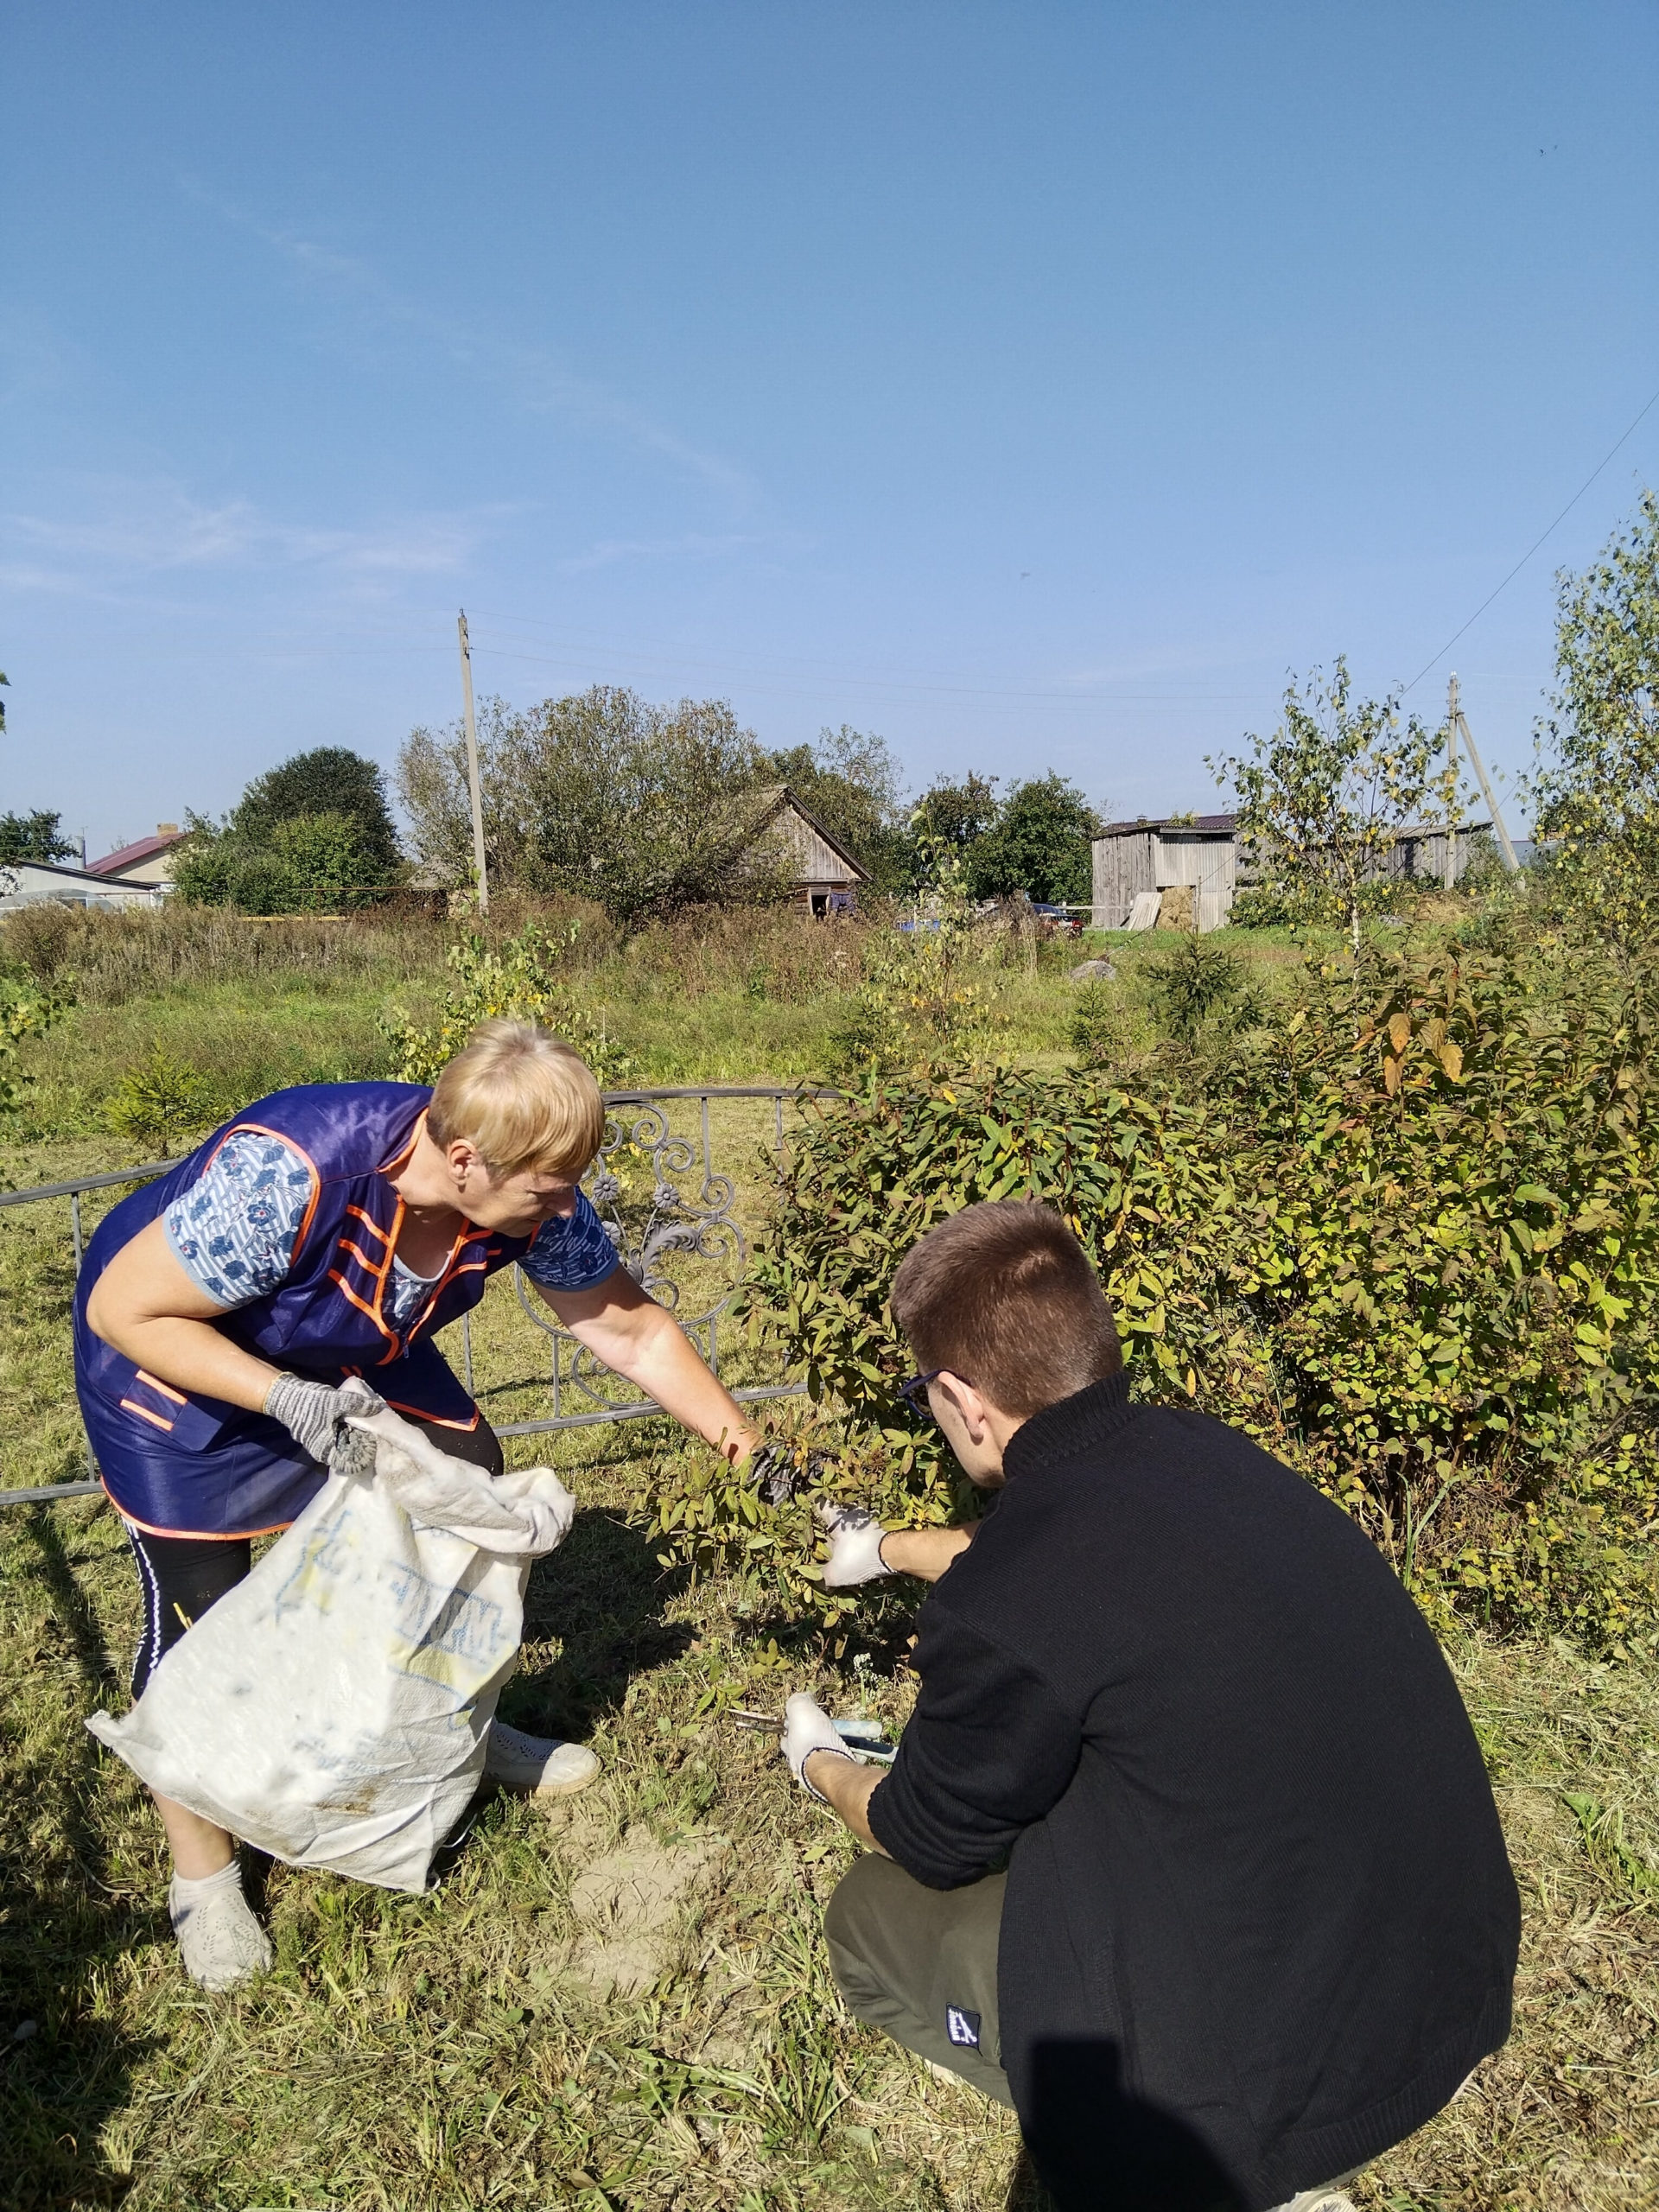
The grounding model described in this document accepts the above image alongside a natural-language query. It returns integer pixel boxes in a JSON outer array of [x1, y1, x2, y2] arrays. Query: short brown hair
[[889, 1200, 1122, 1418], [427, 1018, 607, 1178]]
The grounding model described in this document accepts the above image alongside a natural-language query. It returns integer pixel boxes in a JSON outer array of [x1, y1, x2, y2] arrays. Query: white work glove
[[817, 1500, 894, 1588], [264, 1374, 386, 1465], [781, 1692, 857, 1803]]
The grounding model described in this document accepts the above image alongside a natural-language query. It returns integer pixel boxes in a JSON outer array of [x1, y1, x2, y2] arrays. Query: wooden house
[[1090, 816, 1243, 931], [748, 787, 869, 915]]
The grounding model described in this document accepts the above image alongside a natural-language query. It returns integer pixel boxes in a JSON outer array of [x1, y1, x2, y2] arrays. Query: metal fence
[[0, 1085, 830, 1510]]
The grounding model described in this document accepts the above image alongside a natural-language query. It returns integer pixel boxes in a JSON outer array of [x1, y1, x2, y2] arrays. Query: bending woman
[[76, 1019, 766, 1990]]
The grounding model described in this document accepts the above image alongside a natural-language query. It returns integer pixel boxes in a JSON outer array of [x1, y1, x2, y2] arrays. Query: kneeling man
[[779, 1201, 1517, 2212]]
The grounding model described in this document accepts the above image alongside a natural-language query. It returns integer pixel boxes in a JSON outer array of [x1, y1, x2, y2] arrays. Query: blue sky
[[4, 2, 1657, 858]]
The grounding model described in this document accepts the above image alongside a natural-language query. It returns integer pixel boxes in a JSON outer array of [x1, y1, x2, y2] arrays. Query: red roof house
[[87, 823, 188, 886]]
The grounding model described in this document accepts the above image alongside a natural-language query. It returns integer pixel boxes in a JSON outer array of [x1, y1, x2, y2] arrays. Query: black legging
[[124, 1410, 505, 1698]]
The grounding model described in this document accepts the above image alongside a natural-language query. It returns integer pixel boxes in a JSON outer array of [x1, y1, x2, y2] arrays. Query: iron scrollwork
[[512, 1099, 749, 1416]]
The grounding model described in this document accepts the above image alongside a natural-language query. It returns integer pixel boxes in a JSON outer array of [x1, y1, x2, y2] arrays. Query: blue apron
[[73, 1082, 534, 1539]]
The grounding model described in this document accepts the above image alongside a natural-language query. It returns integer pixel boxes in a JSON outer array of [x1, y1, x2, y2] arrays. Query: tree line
[[12, 488, 1656, 930], [395, 690, 1103, 921], [159, 698, 1103, 922]]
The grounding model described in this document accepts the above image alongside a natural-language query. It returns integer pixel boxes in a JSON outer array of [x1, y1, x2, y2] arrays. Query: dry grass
[[0, 901, 448, 1002], [0, 1433, 1023, 2212], [0, 899, 1105, 1125], [1370, 1639, 1659, 2210], [5, 1441, 1659, 2210]]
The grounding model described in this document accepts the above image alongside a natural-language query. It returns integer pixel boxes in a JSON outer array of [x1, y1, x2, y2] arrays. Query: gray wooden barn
[[1090, 814, 1495, 931], [748, 787, 869, 915], [1090, 816, 1244, 931]]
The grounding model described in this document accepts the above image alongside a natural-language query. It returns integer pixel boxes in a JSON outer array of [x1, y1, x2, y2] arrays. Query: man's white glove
[[781, 1692, 857, 1802], [817, 1500, 894, 1588], [264, 1374, 386, 1465]]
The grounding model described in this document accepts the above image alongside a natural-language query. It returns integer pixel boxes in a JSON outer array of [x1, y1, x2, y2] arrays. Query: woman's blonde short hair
[[427, 1019, 607, 1178]]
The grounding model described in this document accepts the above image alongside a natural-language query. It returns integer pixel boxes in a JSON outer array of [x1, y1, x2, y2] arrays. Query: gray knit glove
[[263, 1374, 386, 1465], [744, 1440, 838, 1507]]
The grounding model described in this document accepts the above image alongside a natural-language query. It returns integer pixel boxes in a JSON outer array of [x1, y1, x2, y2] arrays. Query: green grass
[[0, 899, 1329, 1141], [7, 894, 1645, 2209], [5, 1453, 1659, 2210]]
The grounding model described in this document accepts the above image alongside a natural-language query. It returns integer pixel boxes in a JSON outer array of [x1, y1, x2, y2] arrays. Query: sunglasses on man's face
[[898, 1369, 974, 1415]]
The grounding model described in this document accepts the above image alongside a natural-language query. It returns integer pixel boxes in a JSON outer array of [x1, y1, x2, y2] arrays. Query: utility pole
[[1447, 674, 1521, 874], [457, 610, 489, 914], [1444, 674, 1460, 889]]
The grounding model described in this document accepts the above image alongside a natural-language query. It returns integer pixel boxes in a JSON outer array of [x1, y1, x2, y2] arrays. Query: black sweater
[[868, 1376, 1519, 2212]]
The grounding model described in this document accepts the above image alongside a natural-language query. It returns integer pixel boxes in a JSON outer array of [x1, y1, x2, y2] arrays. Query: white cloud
[[187, 182, 760, 511], [1, 480, 491, 594], [558, 531, 770, 575]]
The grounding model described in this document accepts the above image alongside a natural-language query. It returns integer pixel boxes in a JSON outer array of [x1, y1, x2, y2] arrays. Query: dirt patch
[[561, 1827, 728, 1999]]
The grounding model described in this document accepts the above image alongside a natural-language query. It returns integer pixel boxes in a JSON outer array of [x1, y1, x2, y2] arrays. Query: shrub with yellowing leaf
[[1236, 935, 1659, 1641], [384, 920, 639, 1090], [685, 927, 1659, 1650]]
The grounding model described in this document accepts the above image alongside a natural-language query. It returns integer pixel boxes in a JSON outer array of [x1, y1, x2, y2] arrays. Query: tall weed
[[824, 858, 1011, 1079], [0, 975, 70, 1133], [729, 930, 1659, 1651], [619, 901, 871, 1005], [0, 902, 446, 1002]]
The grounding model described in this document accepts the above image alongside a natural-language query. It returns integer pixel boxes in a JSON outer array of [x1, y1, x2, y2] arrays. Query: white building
[[0, 857, 168, 912]]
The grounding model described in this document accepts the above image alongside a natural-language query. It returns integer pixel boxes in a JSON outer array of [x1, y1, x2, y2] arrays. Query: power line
[[1402, 374, 1659, 696], [472, 644, 1278, 706], [464, 627, 1275, 708]]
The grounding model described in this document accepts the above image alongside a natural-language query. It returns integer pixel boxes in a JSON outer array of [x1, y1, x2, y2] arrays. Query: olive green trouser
[[823, 1855, 1365, 2212], [824, 1853, 1015, 2107]]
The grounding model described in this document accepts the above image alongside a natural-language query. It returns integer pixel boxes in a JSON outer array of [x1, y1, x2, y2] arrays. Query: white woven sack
[[87, 1408, 576, 1894]]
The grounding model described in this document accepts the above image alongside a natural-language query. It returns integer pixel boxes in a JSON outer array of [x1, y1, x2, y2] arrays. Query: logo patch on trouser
[[945, 2005, 982, 2049]]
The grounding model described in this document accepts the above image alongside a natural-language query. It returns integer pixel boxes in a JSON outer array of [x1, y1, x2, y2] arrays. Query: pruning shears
[[726, 1708, 899, 1764]]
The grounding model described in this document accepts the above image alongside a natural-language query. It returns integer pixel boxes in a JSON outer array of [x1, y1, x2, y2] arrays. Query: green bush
[[1142, 935, 1264, 1043], [222, 850, 298, 915], [103, 1044, 219, 1153], [1066, 977, 1122, 1069], [384, 919, 639, 1091], [173, 810, 397, 914], [823, 850, 1009, 1081], [647, 1422, 960, 1630], [690, 930, 1659, 1652], [744, 1065, 1263, 1431], [1235, 936, 1659, 1643], [0, 975, 69, 1126]]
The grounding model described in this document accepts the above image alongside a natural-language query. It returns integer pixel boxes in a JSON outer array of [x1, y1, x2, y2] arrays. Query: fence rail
[[1, 1085, 834, 1510]]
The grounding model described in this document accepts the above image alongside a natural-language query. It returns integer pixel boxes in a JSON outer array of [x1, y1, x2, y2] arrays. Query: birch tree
[[1208, 659, 1456, 953], [1527, 490, 1659, 950]]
